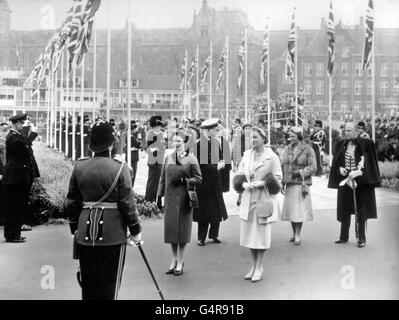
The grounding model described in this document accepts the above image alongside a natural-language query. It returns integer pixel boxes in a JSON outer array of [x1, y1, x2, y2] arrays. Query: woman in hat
[[281, 126, 317, 245], [233, 126, 282, 282], [158, 130, 202, 276], [64, 120, 142, 300]]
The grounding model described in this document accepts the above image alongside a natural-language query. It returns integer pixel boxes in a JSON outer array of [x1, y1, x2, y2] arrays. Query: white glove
[[339, 167, 348, 176], [251, 181, 265, 188], [242, 182, 254, 190], [348, 169, 363, 179], [217, 160, 225, 171], [0, 174, 2, 181], [128, 232, 142, 246]]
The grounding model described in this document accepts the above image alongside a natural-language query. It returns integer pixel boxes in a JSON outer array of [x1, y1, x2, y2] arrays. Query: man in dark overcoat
[[310, 120, 326, 176], [328, 122, 380, 248], [193, 118, 228, 246], [2, 114, 37, 243]]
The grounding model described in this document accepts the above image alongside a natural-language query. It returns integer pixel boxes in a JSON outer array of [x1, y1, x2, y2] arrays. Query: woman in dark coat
[[158, 131, 202, 275], [328, 122, 380, 247]]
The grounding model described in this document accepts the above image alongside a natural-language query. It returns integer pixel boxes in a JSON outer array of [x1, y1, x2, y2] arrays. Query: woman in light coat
[[233, 126, 282, 282], [158, 131, 202, 276], [281, 126, 317, 245]]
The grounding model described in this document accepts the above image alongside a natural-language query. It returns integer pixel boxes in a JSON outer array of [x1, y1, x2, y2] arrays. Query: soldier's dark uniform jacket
[[64, 156, 141, 246]]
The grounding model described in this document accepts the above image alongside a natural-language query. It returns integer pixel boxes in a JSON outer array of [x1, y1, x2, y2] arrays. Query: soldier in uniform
[[145, 115, 165, 204], [328, 122, 380, 248], [64, 120, 142, 300], [193, 118, 228, 246], [129, 120, 143, 188], [83, 116, 91, 157], [310, 120, 326, 176], [356, 121, 370, 139], [2, 114, 38, 243]]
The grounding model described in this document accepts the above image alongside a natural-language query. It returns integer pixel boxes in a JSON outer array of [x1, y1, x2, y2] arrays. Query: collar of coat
[[287, 141, 308, 163], [242, 147, 273, 177]]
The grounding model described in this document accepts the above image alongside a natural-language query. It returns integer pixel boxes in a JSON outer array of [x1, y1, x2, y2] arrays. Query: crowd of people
[[0, 110, 383, 300]]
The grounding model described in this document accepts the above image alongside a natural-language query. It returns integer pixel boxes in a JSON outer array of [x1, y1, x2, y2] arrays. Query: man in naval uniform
[[193, 118, 228, 246], [2, 114, 38, 243], [64, 120, 142, 300], [310, 120, 326, 176]]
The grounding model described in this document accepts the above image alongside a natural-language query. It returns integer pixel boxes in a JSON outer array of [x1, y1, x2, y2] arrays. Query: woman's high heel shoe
[[251, 267, 264, 282], [165, 262, 177, 274], [174, 262, 184, 276], [244, 268, 255, 280]]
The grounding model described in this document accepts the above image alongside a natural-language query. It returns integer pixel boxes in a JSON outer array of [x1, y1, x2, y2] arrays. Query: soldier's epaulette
[[77, 157, 90, 161]]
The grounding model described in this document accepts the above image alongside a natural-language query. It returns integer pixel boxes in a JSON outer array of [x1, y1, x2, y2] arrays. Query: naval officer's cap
[[200, 118, 220, 130], [9, 113, 28, 123]]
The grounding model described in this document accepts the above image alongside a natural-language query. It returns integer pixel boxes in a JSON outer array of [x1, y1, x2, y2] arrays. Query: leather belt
[[83, 202, 118, 209]]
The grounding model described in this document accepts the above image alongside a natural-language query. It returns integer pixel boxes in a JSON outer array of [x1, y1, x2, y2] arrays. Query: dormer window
[[201, 28, 208, 37]]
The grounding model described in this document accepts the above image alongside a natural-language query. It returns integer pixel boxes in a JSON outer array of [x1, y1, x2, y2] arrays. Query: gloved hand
[[251, 181, 265, 188], [292, 170, 301, 179], [128, 232, 142, 246], [349, 169, 363, 179], [339, 167, 348, 176], [242, 182, 254, 191]]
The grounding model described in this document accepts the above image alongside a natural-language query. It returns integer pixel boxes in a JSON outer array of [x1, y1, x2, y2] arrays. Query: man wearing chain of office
[[328, 122, 380, 248], [310, 120, 326, 176]]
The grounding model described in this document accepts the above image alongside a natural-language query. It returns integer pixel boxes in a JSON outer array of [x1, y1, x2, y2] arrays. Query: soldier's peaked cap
[[356, 121, 366, 129], [200, 118, 220, 129], [89, 120, 117, 153], [315, 120, 323, 127], [9, 113, 27, 123]]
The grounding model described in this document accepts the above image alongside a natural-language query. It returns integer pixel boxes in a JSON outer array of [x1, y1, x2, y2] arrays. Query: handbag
[[254, 185, 273, 225], [301, 174, 309, 197], [187, 185, 199, 208]]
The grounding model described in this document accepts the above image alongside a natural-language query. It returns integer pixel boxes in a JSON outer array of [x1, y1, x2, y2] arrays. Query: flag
[[362, 0, 374, 70], [74, 0, 102, 66], [178, 55, 186, 91], [187, 56, 197, 90], [237, 36, 246, 90], [260, 22, 269, 85], [67, 0, 84, 72], [216, 47, 227, 90], [327, 0, 335, 77], [200, 54, 211, 91], [285, 9, 296, 82]]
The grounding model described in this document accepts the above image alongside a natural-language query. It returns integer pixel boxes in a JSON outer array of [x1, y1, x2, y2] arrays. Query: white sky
[[8, 0, 399, 31]]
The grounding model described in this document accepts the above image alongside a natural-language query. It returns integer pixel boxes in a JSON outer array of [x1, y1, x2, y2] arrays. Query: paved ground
[[0, 154, 398, 300]]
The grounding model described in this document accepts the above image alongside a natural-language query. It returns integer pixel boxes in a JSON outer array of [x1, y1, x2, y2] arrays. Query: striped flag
[[74, 0, 102, 66], [237, 36, 246, 90], [285, 9, 296, 82], [260, 22, 269, 85], [187, 56, 197, 90], [327, 0, 335, 77], [67, 0, 84, 72], [178, 55, 187, 91], [362, 0, 374, 70], [216, 47, 227, 90], [200, 54, 211, 91]]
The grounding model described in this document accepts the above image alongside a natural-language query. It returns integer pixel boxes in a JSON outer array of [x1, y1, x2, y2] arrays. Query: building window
[[304, 63, 312, 77], [354, 81, 362, 95], [355, 63, 363, 77], [341, 63, 349, 77], [380, 81, 388, 96], [316, 81, 324, 95], [341, 100, 349, 110], [316, 63, 324, 77], [367, 102, 372, 109], [394, 63, 399, 77], [367, 64, 372, 77], [393, 83, 399, 96], [341, 81, 349, 95], [315, 100, 324, 107], [367, 81, 372, 95], [304, 81, 312, 94], [201, 28, 208, 37], [354, 101, 362, 111], [380, 63, 389, 77], [342, 46, 350, 58]]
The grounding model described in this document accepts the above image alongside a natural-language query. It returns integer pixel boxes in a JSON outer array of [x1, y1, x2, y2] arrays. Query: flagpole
[[49, 71, 53, 148], [54, 68, 58, 150], [106, 25, 111, 121], [329, 76, 333, 166], [46, 73, 50, 146], [196, 46, 199, 119], [80, 56, 85, 158], [267, 17, 271, 144], [184, 49, 188, 118], [295, 12, 298, 126], [65, 48, 69, 157], [244, 27, 248, 122], [127, 3, 132, 167], [226, 35, 229, 133], [92, 28, 97, 123], [59, 51, 64, 152], [72, 61, 77, 161], [209, 41, 213, 118], [36, 90, 40, 129], [371, 29, 375, 141]]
